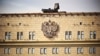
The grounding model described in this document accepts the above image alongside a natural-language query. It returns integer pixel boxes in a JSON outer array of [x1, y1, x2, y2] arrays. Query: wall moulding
[[0, 12, 100, 18]]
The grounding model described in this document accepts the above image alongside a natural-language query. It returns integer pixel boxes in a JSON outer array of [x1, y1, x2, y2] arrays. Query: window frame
[[52, 48, 58, 54], [5, 32, 11, 40], [17, 32, 23, 40], [65, 47, 71, 54], [29, 32, 35, 40], [40, 48, 47, 54], [65, 31, 72, 40], [4, 48, 10, 54], [89, 47, 96, 54], [77, 31, 84, 40], [77, 47, 83, 54], [16, 48, 22, 54], [90, 31, 96, 39], [28, 48, 34, 54]]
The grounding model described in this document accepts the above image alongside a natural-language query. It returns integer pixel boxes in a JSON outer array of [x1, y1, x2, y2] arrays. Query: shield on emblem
[[41, 20, 59, 38]]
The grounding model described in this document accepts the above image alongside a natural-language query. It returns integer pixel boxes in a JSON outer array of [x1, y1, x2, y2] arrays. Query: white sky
[[0, 0, 100, 13]]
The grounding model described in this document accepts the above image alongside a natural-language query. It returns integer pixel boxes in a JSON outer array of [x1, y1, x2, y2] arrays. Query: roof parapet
[[0, 12, 100, 17]]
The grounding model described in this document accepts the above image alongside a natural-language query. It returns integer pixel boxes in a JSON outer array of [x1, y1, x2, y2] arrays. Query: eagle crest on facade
[[41, 20, 59, 38]]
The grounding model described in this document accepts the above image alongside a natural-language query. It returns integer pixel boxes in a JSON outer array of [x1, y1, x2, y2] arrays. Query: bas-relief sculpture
[[41, 20, 59, 38]]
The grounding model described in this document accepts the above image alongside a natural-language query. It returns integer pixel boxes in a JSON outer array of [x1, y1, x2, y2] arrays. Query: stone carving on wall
[[41, 20, 59, 38]]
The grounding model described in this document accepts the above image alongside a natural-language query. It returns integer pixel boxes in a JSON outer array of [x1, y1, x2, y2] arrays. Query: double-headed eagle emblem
[[41, 20, 59, 38]]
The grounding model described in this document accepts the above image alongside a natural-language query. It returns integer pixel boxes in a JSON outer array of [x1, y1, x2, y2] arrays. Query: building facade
[[0, 12, 100, 56]]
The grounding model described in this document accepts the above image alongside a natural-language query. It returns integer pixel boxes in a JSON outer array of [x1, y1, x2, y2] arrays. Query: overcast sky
[[0, 0, 100, 13]]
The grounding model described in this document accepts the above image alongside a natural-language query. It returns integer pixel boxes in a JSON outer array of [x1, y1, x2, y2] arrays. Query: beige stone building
[[0, 12, 100, 56]]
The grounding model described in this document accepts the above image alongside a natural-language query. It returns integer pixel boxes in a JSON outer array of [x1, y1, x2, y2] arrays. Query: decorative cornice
[[0, 40, 100, 43], [0, 40, 100, 46], [0, 42, 100, 47], [0, 12, 100, 17]]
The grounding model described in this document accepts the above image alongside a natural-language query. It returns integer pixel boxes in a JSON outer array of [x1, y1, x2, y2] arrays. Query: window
[[4, 48, 10, 54], [80, 22, 82, 25], [5, 32, 11, 40], [89, 47, 96, 54], [28, 48, 34, 54], [7, 23, 10, 26], [77, 31, 84, 40], [40, 48, 47, 54], [65, 47, 71, 54], [17, 32, 23, 40], [52, 48, 58, 54], [92, 22, 94, 25], [65, 31, 72, 40], [16, 48, 22, 54], [29, 32, 35, 40], [19, 23, 21, 25], [77, 47, 83, 54], [90, 31, 96, 39]]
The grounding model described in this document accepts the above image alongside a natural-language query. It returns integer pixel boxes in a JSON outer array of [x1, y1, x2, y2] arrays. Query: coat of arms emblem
[[41, 20, 59, 38]]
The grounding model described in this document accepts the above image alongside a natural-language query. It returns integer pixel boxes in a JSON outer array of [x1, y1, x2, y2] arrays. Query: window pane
[[69, 31, 71, 35], [40, 48, 46, 54], [28, 48, 34, 54], [16, 48, 22, 54], [28, 48, 31, 54], [90, 31, 93, 34], [90, 31, 96, 39], [65, 31, 72, 40], [4, 48, 10, 54], [40, 48, 43, 54], [32, 48, 34, 54], [65, 47, 70, 54], [52, 48, 58, 54], [56, 48, 58, 54], [81, 35, 84, 39], [78, 31, 80, 35], [17, 32, 23, 40], [78, 31, 84, 40], [93, 47, 96, 54], [77, 47, 83, 54], [78, 35, 81, 40], [81, 31, 84, 34], [29, 32, 34, 40], [89, 47, 96, 54], [69, 35, 71, 39], [20, 48, 22, 54], [65, 31, 68, 35], [5, 32, 11, 40], [44, 48, 46, 54]]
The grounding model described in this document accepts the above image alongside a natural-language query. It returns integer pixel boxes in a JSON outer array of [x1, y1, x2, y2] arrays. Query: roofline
[[0, 12, 100, 16], [0, 12, 100, 14]]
